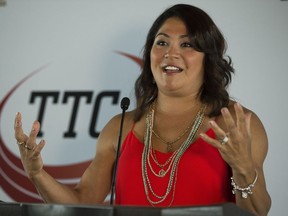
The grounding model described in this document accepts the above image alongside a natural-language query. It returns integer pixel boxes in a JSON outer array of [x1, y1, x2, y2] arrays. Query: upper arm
[[73, 115, 121, 204], [249, 112, 269, 169], [71, 111, 135, 204]]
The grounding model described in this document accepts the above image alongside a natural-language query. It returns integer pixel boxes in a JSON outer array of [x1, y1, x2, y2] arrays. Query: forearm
[[29, 169, 80, 204], [232, 168, 271, 216]]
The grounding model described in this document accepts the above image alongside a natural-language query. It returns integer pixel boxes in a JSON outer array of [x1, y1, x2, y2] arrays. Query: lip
[[162, 65, 183, 73]]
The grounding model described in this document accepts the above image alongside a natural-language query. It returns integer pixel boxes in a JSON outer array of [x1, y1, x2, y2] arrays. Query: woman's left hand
[[200, 102, 254, 173]]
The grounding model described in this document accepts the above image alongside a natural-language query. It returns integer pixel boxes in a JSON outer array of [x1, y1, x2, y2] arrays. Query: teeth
[[164, 66, 180, 71]]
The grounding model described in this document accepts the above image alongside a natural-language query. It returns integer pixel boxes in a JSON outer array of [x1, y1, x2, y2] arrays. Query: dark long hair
[[134, 4, 234, 121]]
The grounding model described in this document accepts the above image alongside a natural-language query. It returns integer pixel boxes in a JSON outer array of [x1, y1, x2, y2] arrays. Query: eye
[[155, 40, 168, 46], [181, 42, 193, 48]]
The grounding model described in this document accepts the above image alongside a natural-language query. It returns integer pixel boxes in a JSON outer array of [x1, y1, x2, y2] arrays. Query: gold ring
[[221, 136, 229, 145], [17, 141, 25, 145], [24, 144, 33, 151]]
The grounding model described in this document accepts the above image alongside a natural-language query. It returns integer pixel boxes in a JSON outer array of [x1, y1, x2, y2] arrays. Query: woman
[[14, 4, 271, 216]]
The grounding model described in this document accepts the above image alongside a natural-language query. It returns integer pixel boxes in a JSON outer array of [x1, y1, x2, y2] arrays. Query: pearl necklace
[[141, 102, 206, 206]]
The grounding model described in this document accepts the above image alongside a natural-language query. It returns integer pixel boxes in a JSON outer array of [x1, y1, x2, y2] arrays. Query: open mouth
[[162, 65, 183, 73]]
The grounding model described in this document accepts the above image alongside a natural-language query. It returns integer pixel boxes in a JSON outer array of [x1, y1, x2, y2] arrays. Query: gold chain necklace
[[149, 104, 204, 177], [151, 102, 199, 152], [141, 102, 206, 207], [150, 142, 179, 169], [152, 117, 196, 152]]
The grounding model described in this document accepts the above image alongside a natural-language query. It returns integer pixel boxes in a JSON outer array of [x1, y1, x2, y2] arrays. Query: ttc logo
[[0, 52, 142, 202]]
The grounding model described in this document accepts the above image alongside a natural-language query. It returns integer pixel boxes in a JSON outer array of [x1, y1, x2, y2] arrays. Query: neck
[[155, 94, 201, 114]]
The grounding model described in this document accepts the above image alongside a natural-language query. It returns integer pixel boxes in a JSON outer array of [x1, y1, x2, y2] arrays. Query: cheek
[[150, 54, 160, 71], [151, 46, 164, 63], [187, 55, 205, 70]]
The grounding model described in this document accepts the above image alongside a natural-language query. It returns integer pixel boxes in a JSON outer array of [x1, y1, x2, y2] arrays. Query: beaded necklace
[[141, 102, 206, 206]]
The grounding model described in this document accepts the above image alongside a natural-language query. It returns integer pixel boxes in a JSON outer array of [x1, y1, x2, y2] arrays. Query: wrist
[[231, 158, 257, 176], [27, 168, 44, 182], [231, 169, 258, 199]]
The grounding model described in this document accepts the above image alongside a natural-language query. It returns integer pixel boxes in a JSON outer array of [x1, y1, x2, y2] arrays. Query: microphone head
[[120, 97, 130, 111]]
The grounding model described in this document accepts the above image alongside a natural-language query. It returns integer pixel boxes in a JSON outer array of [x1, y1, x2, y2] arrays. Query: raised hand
[[200, 103, 254, 173], [14, 112, 46, 179]]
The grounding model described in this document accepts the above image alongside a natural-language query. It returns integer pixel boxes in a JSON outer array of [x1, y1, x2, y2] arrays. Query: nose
[[164, 45, 180, 59]]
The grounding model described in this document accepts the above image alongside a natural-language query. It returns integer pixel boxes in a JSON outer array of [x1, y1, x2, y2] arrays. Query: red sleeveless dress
[[115, 128, 235, 207]]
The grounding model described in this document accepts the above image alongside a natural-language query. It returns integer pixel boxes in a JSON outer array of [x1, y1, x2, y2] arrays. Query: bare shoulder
[[217, 100, 268, 145], [226, 100, 265, 129], [73, 110, 137, 203], [96, 110, 136, 151]]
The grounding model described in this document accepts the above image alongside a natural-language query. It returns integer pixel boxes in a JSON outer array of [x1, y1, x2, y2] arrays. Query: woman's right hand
[[14, 112, 45, 179]]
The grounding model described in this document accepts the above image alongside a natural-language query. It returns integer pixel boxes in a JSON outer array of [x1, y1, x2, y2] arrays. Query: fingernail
[[209, 121, 215, 126], [221, 107, 228, 113]]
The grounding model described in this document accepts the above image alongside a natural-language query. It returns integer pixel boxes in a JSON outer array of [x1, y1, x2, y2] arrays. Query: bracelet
[[231, 169, 258, 199]]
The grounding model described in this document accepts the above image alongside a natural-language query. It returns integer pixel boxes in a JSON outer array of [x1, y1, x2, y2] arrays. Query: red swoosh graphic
[[115, 51, 143, 68], [0, 53, 142, 202], [0, 65, 91, 202]]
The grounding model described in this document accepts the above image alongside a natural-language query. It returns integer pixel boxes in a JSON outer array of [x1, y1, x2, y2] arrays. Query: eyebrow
[[155, 32, 189, 39]]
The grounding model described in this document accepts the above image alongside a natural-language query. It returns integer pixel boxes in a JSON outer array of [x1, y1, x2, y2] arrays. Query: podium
[[0, 202, 255, 216]]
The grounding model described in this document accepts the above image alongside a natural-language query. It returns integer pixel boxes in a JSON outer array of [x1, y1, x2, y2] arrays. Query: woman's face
[[150, 17, 205, 97]]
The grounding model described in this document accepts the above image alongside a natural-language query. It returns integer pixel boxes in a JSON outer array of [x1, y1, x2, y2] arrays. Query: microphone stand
[[110, 97, 130, 205]]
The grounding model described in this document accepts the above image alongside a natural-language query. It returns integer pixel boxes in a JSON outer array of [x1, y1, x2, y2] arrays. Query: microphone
[[120, 97, 130, 111], [110, 97, 130, 205]]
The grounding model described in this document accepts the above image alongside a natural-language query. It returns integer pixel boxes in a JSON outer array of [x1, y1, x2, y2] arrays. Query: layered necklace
[[152, 116, 195, 152], [141, 102, 206, 206]]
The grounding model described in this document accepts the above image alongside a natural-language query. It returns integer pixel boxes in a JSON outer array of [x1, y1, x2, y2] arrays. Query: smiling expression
[[150, 17, 205, 97]]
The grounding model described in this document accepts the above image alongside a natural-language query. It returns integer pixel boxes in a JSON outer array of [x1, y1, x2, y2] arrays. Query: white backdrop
[[0, 0, 287, 215]]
